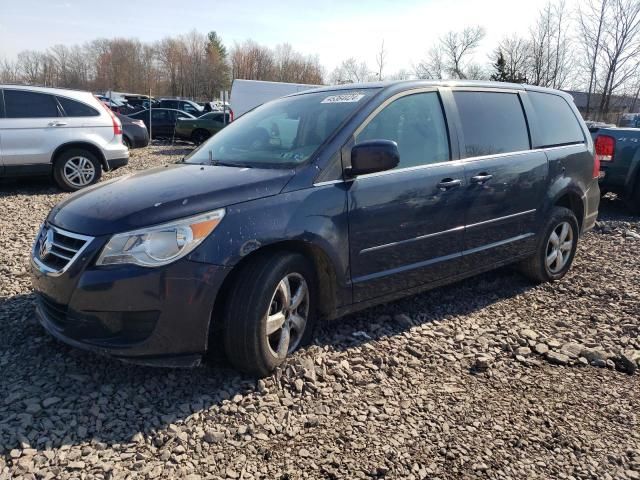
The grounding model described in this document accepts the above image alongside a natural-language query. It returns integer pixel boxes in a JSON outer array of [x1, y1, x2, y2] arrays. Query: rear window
[[529, 91, 584, 147], [453, 91, 530, 158], [57, 96, 99, 117], [4, 90, 59, 118]]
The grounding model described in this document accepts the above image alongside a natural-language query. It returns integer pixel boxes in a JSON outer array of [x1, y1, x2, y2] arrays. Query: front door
[[347, 90, 467, 303], [451, 90, 548, 268]]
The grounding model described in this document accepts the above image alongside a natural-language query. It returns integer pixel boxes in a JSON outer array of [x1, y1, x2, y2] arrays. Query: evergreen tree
[[207, 31, 227, 59], [491, 51, 508, 82]]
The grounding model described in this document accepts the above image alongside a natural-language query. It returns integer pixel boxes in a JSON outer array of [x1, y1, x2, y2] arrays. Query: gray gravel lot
[[1, 143, 639, 479]]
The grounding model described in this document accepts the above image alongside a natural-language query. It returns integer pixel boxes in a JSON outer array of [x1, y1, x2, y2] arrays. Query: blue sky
[[0, 0, 577, 74]]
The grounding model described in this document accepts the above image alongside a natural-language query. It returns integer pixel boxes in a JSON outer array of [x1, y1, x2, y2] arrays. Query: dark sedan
[[128, 108, 195, 139], [116, 113, 149, 149]]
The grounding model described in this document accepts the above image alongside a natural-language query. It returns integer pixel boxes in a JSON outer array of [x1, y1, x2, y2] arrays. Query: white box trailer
[[230, 79, 322, 118]]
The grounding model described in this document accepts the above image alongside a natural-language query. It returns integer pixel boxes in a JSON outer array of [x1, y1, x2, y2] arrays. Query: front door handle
[[48, 121, 68, 127], [437, 178, 462, 190], [470, 173, 493, 184]]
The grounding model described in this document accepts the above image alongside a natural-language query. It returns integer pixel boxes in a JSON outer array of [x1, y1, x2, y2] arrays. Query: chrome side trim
[[466, 209, 536, 229], [352, 232, 534, 284], [31, 224, 94, 277], [360, 225, 464, 254]]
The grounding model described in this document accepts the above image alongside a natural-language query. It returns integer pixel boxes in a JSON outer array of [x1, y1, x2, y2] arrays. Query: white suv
[[0, 85, 129, 191]]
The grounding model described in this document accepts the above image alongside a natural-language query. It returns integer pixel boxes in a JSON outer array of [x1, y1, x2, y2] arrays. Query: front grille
[[32, 224, 93, 275]]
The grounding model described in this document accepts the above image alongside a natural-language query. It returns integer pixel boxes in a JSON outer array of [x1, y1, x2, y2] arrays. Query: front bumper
[[31, 235, 232, 366]]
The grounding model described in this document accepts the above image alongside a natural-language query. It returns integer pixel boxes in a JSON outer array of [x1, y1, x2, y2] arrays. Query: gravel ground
[[0, 143, 639, 480]]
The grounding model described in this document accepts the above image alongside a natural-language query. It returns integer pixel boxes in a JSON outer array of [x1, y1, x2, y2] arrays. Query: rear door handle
[[48, 121, 68, 127], [470, 173, 493, 184], [437, 178, 462, 190]]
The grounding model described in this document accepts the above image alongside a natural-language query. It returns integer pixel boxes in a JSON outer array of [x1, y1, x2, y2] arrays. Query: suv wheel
[[520, 206, 579, 283], [53, 149, 102, 192], [223, 252, 316, 377], [191, 129, 210, 145]]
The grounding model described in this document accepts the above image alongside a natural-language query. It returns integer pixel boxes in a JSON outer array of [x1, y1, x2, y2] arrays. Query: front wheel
[[223, 252, 316, 377], [191, 129, 210, 145], [519, 206, 579, 283]]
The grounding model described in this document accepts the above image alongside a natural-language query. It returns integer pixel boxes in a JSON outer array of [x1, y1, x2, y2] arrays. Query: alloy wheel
[[546, 221, 574, 274], [264, 273, 309, 358], [63, 156, 96, 187]]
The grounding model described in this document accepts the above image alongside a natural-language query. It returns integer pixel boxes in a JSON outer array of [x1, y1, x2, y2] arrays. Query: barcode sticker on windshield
[[321, 93, 365, 104]]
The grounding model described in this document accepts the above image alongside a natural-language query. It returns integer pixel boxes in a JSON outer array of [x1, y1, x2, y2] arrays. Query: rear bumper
[[106, 157, 128, 170]]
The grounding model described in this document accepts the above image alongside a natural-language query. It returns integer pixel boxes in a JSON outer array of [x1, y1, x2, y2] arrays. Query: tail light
[[594, 134, 615, 179], [98, 101, 123, 136], [595, 135, 615, 161], [229, 108, 234, 122]]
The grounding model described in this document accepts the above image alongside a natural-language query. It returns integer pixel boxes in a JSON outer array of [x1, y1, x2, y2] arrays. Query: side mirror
[[347, 140, 399, 176]]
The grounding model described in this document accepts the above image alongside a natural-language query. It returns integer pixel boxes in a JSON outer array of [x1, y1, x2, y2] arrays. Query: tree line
[[0, 0, 638, 120]]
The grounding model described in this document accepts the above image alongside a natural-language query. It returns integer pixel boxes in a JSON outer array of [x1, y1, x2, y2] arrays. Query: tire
[[123, 136, 132, 149], [519, 206, 579, 283], [52, 149, 102, 192], [191, 129, 210, 145], [223, 252, 317, 377]]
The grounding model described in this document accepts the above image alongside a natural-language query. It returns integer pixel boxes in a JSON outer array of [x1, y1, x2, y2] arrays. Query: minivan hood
[[48, 163, 295, 236]]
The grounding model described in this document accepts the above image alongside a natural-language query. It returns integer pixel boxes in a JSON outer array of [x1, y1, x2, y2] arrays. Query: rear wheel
[[123, 136, 132, 149], [520, 207, 579, 283], [191, 129, 210, 145], [52, 149, 102, 192], [223, 252, 316, 377]]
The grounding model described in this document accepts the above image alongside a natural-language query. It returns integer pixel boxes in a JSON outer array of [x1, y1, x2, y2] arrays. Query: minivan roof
[[290, 80, 575, 101]]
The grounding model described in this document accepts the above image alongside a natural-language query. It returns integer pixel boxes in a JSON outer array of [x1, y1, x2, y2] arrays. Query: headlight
[[96, 209, 225, 267]]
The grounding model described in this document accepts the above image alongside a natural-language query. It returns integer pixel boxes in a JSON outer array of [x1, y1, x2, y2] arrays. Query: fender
[[50, 141, 109, 170], [190, 183, 352, 308]]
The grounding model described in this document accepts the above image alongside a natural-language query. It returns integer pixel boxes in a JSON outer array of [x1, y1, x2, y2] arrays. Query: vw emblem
[[39, 228, 54, 260]]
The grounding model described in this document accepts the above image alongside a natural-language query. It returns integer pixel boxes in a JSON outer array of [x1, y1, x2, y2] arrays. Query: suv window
[[57, 96, 99, 117], [453, 91, 530, 158], [355, 92, 450, 169], [528, 92, 585, 147], [4, 90, 59, 118]]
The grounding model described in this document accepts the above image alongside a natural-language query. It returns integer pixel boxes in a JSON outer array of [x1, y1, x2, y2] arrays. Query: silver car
[[0, 85, 129, 191]]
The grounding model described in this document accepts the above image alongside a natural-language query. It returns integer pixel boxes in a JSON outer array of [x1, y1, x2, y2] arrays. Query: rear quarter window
[[453, 91, 530, 158], [528, 91, 585, 147], [57, 96, 99, 117]]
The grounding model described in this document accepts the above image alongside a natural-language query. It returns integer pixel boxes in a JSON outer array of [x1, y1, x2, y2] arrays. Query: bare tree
[[529, 1, 573, 89], [492, 35, 531, 82], [441, 26, 486, 79], [414, 45, 445, 79], [417, 26, 485, 80], [376, 40, 387, 80], [329, 57, 370, 84], [577, 0, 609, 117], [597, 0, 640, 117]]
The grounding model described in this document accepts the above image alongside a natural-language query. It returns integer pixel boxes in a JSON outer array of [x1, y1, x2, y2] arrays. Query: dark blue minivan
[[31, 81, 600, 376]]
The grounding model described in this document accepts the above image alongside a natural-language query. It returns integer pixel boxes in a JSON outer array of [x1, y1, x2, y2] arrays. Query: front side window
[[453, 91, 530, 158], [57, 96, 99, 117], [4, 90, 59, 118], [185, 89, 378, 168], [355, 92, 450, 169], [528, 92, 585, 147]]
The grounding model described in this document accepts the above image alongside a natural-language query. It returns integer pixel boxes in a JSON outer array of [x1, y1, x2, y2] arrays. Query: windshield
[[185, 89, 378, 168]]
